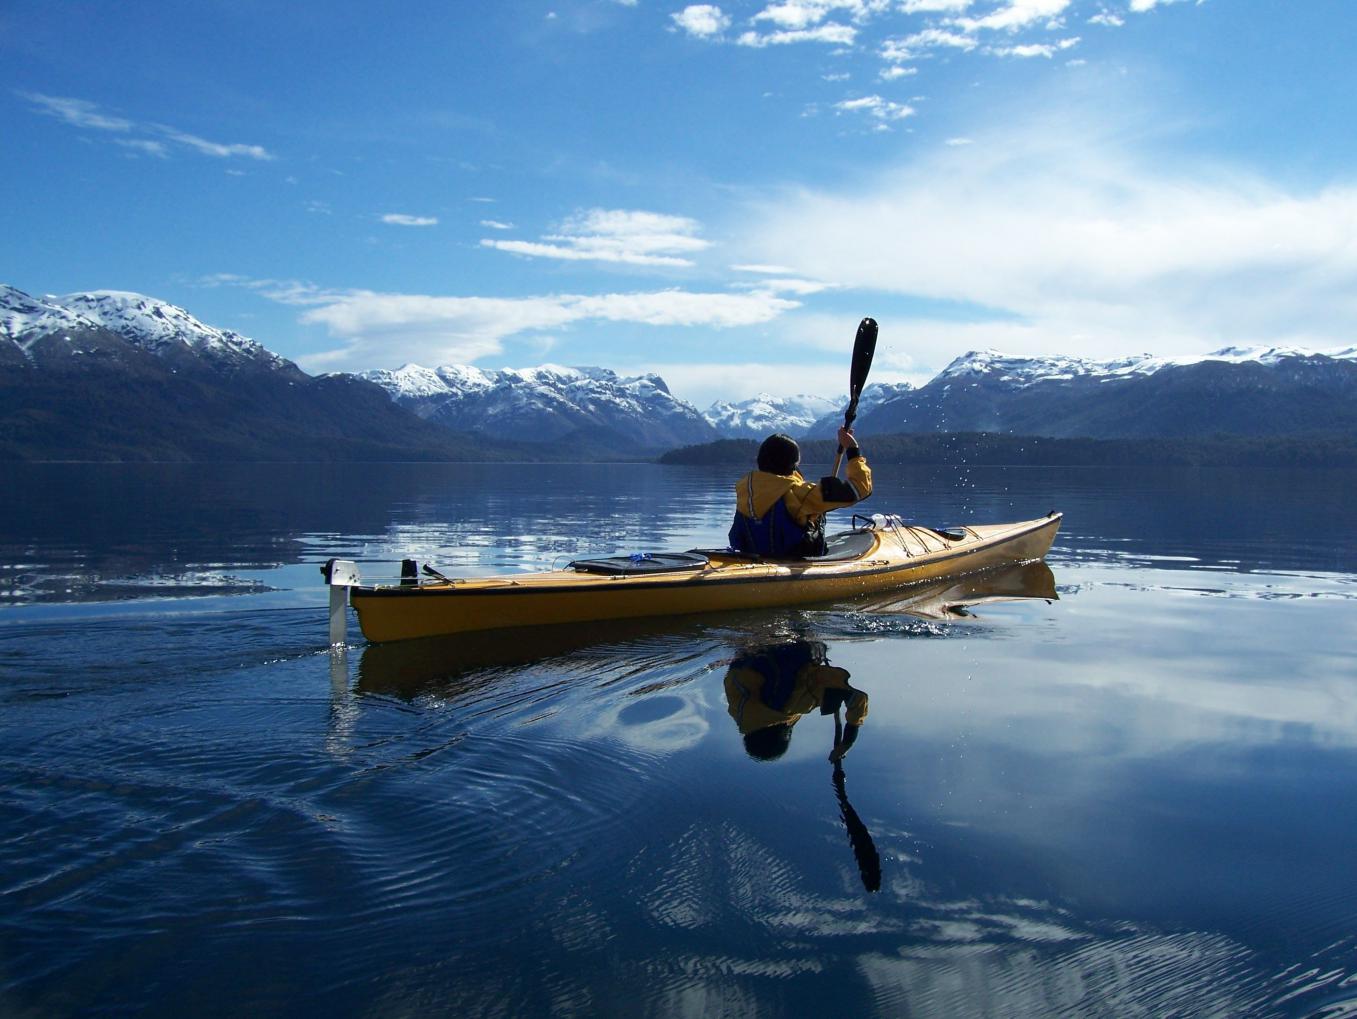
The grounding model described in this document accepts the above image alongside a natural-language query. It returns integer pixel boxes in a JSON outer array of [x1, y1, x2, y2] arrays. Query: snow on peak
[[705, 392, 841, 438], [1, 284, 103, 349], [1200, 344, 1357, 365], [938, 349, 1171, 386], [50, 290, 279, 365], [929, 344, 1357, 389], [357, 363, 453, 398]]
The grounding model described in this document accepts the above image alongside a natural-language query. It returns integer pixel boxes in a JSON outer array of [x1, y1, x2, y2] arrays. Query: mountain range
[[0, 286, 484, 461], [828, 346, 1357, 440], [4, 283, 1355, 462], [356, 362, 717, 449]]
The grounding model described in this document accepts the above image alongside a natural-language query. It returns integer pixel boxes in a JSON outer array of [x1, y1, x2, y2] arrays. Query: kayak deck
[[347, 512, 1061, 643]]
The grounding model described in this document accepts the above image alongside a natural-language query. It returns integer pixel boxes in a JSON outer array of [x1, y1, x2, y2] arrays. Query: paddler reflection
[[724, 639, 881, 891], [725, 640, 867, 763]]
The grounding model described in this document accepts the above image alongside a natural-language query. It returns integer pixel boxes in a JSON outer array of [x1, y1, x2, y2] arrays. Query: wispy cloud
[[19, 91, 274, 161], [157, 128, 272, 160], [737, 23, 857, 47], [900, 0, 973, 11], [481, 208, 710, 267], [753, 1, 891, 29], [739, 102, 1357, 369], [989, 36, 1079, 58], [22, 93, 134, 131], [480, 219, 515, 230], [381, 213, 439, 227], [203, 273, 799, 371], [1130, 0, 1193, 11], [834, 95, 917, 127], [297, 288, 797, 371], [881, 28, 977, 63], [951, 0, 1072, 33]]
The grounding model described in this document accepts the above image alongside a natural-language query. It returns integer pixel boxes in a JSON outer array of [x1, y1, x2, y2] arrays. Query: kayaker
[[729, 426, 872, 558], [723, 640, 868, 762]]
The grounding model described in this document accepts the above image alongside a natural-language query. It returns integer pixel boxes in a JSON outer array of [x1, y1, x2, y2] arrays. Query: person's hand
[[828, 744, 848, 763], [837, 425, 855, 450]]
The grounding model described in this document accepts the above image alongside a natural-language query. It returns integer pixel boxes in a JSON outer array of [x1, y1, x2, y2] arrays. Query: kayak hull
[[349, 512, 1061, 644]]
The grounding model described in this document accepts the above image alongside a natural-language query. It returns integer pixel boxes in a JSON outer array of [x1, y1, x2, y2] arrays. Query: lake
[[2, 461, 1356, 1018]]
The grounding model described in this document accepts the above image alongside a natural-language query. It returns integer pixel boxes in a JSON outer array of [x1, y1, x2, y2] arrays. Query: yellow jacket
[[724, 644, 869, 736], [732, 453, 873, 527]]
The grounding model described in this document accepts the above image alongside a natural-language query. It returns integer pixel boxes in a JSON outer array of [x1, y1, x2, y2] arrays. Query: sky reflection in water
[[1, 463, 1355, 1017]]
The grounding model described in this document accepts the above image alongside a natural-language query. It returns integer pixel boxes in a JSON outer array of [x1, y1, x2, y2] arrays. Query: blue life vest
[[729, 476, 827, 558], [729, 642, 818, 710]]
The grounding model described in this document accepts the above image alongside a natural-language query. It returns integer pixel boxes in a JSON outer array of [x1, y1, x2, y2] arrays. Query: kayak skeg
[[347, 511, 1062, 644]]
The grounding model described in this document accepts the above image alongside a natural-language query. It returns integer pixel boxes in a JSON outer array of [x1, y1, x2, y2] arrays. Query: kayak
[[342, 511, 1062, 644], [353, 559, 1060, 696]]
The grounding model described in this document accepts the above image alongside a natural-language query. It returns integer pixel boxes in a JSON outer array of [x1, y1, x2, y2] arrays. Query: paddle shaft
[[831, 317, 878, 478]]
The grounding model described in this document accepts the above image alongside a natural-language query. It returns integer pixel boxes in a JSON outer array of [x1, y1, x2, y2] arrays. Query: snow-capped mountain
[[802, 381, 917, 438], [703, 393, 839, 439], [0, 284, 479, 461], [356, 362, 719, 450], [2, 285, 293, 373], [853, 345, 1357, 440], [934, 346, 1357, 387]]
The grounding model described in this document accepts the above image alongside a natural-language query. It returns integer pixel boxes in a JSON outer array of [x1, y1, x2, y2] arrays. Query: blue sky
[[4, 0, 1356, 407]]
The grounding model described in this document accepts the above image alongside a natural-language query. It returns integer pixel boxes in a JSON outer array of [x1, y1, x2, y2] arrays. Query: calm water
[[2, 462, 1356, 1018]]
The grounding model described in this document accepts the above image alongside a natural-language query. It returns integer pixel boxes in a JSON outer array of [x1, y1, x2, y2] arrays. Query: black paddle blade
[[849, 317, 877, 399]]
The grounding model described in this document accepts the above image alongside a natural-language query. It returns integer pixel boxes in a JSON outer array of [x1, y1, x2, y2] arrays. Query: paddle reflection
[[724, 639, 882, 892]]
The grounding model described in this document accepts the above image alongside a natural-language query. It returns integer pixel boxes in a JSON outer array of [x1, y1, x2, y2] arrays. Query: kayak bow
[[340, 511, 1062, 644]]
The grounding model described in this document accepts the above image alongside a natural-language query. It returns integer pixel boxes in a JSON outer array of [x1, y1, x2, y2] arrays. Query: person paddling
[[728, 425, 872, 558]]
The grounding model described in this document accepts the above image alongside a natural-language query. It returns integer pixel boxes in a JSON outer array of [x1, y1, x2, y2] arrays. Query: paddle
[[830, 317, 878, 478]]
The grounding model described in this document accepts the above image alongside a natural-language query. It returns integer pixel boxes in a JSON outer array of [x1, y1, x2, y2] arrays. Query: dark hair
[[743, 723, 793, 761], [758, 433, 800, 475]]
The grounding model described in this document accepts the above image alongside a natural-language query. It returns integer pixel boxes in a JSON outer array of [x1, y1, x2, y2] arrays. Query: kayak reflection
[[724, 639, 881, 892], [857, 558, 1057, 619]]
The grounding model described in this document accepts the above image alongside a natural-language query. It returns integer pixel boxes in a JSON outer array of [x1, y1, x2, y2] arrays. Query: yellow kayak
[[343, 511, 1062, 644]]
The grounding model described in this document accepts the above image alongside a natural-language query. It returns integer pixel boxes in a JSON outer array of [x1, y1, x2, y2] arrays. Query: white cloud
[[989, 36, 1079, 58], [752, 0, 888, 30], [881, 28, 978, 63], [480, 219, 515, 230], [382, 213, 440, 227], [835, 95, 917, 125], [737, 108, 1357, 368], [481, 208, 710, 267], [1088, 11, 1125, 26], [952, 0, 1072, 33], [731, 263, 797, 274], [1130, 0, 1192, 10], [269, 285, 800, 372], [156, 128, 272, 160], [114, 138, 170, 157], [20, 91, 274, 160], [879, 65, 919, 80], [899, 0, 973, 11], [671, 4, 730, 37], [737, 23, 857, 46], [20, 92, 134, 131]]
